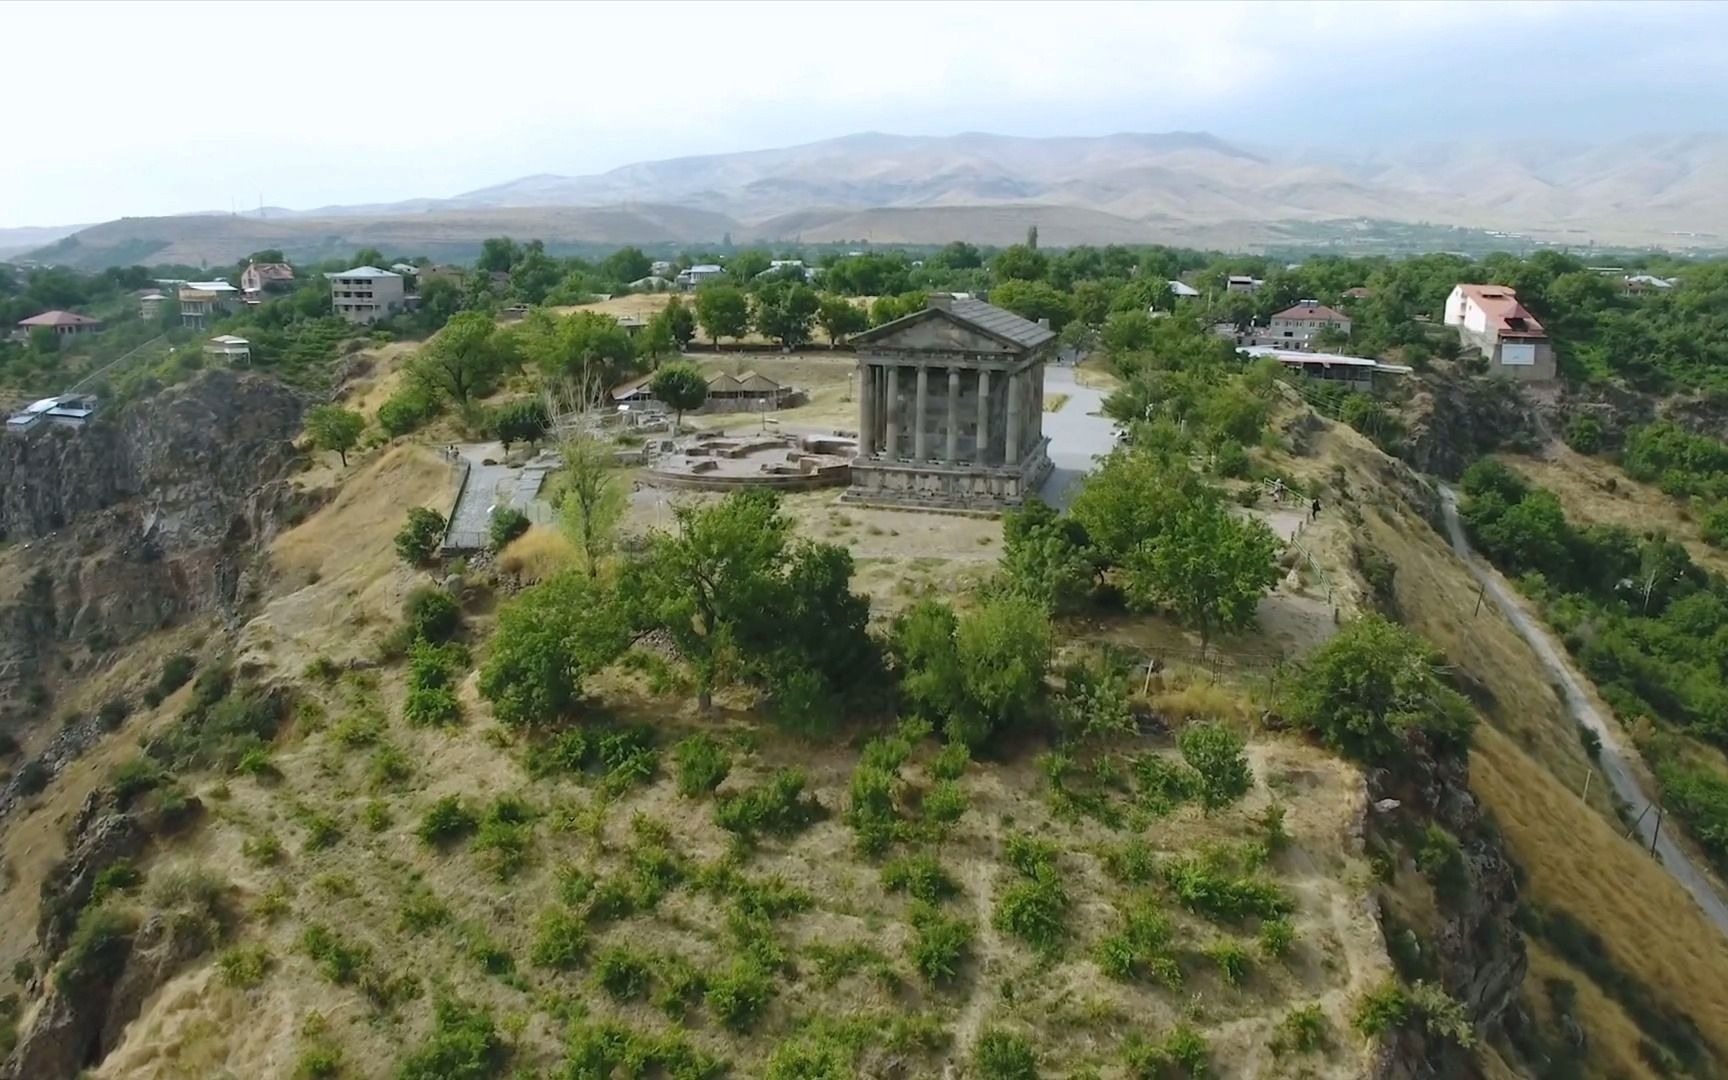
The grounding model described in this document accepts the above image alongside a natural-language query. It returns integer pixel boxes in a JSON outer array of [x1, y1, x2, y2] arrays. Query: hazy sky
[[4, 0, 1726, 226]]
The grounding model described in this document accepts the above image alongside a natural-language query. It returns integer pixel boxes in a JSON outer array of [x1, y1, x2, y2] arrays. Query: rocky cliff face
[[1400, 370, 1542, 480], [0, 370, 311, 739], [1369, 736, 1528, 1079]]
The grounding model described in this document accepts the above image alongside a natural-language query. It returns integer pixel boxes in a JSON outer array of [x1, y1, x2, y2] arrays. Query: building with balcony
[[1265, 300, 1352, 350], [1443, 284, 1555, 381], [240, 261, 295, 300], [179, 281, 239, 329], [326, 266, 406, 324]]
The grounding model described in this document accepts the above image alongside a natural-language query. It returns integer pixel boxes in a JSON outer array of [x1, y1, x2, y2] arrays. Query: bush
[[377, 384, 439, 437], [1124, 1026, 1209, 1077], [1095, 899, 1180, 986], [713, 768, 821, 841], [293, 1042, 343, 1080], [1177, 722, 1252, 810], [217, 943, 272, 988], [705, 960, 774, 1032], [397, 996, 504, 1080], [97, 696, 130, 731], [473, 796, 536, 880], [395, 507, 447, 566], [1259, 916, 1295, 959], [417, 795, 478, 846], [974, 1028, 1038, 1080], [1564, 413, 1605, 454], [908, 903, 973, 986], [403, 587, 461, 644], [674, 733, 732, 798], [55, 907, 138, 995], [993, 872, 1069, 958], [594, 946, 654, 1001], [845, 764, 901, 856], [488, 508, 530, 552], [882, 852, 959, 903], [1274, 1003, 1327, 1055], [1208, 939, 1251, 986], [156, 654, 197, 699], [300, 924, 369, 985], [930, 742, 970, 781], [1162, 848, 1292, 922]]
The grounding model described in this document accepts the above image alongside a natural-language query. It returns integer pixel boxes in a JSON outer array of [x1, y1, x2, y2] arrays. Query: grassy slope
[[0, 423, 1389, 1079], [1316, 424, 1728, 1075]]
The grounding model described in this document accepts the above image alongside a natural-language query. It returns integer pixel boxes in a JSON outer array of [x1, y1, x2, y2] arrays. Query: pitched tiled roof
[[18, 310, 100, 328], [247, 261, 295, 281], [1457, 284, 1546, 338], [948, 298, 1055, 348], [1271, 301, 1350, 323]]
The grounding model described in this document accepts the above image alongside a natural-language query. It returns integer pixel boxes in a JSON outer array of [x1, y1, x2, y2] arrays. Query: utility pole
[[1473, 582, 1486, 617], [1651, 805, 1664, 856], [1580, 768, 1592, 804]]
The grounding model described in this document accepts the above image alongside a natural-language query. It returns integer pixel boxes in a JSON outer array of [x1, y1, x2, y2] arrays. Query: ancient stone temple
[[844, 295, 1053, 510]]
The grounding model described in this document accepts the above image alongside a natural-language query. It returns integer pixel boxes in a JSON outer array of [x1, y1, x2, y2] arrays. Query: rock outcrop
[[1400, 369, 1541, 480], [1369, 735, 1527, 1079], [0, 371, 312, 734]]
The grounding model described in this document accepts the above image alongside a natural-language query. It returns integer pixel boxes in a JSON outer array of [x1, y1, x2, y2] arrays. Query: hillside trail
[[1437, 483, 1728, 937]]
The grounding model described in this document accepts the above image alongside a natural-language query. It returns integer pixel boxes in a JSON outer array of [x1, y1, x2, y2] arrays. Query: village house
[[1167, 280, 1200, 300], [1265, 300, 1352, 350], [1239, 345, 1410, 392], [203, 335, 251, 364], [6, 393, 99, 432], [326, 266, 406, 324], [179, 281, 240, 329], [240, 261, 295, 300], [138, 292, 167, 319], [608, 369, 790, 413], [17, 310, 103, 340], [676, 264, 726, 291], [1623, 274, 1676, 295], [649, 260, 674, 277], [1443, 283, 1556, 381], [1225, 275, 1263, 294]]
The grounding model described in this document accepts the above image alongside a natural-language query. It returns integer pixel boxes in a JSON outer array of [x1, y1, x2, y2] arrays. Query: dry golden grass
[[1044, 392, 1071, 413], [498, 525, 577, 583], [1473, 722, 1728, 1065], [1525, 942, 1660, 1080], [1503, 446, 1728, 579]]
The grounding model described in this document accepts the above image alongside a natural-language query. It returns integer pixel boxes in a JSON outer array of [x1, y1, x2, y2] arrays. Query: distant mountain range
[[21, 131, 1728, 269]]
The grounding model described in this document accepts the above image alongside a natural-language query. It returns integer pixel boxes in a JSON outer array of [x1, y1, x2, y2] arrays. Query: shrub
[[55, 907, 138, 995], [845, 764, 901, 856], [705, 960, 774, 1031], [404, 685, 461, 729], [1208, 939, 1251, 986], [301, 924, 369, 985], [403, 587, 461, 644], [369, 743, 413, 791], [88, 859, 143, 905], [293, 1042, 343, 1080], [417, 796, 478, 846], [922, 779, 968, 831], [12, 759, 48, 796], [1564, 413, 1605, 454], [907, 903, 973, 986], [882, 852, 958, 903], [1133, 754, 1198, 815], [974, 1028, 1038, 1079], [1102, 838, 1158, 885], [674, 732, 732, 797], [489, 507, 530, 550], [1162, 849, 1292, 922], [1177, 722, 1252, 810], [395, 507, 447, 566], [397, 996, 504, 1080], [1287, 615, 1474, 764], [156, 654, 197, 699], [594, 946, 654, 1001], [1125, 1025, 1209, 1077], [473, 796, 536, 880], [1259, 916, 1295, 959], [243, 830, 284, 865], [398, 886, 451, 935], [110, 755, 168, 806], [993, 872, 1069, 957], [217, 943, 272, 988], [1415, 825, 1469, 905], [97, 696, 130, 731], [377, 384, 439, 437], [1274, 1003, 1327, 1055], [1095, 901, 1180, 986], [714, 768, 821, 841], [930, 742, 970, 781]]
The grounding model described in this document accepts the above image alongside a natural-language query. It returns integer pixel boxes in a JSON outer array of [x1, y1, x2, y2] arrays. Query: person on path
[[1310, 497, 1321, 521]]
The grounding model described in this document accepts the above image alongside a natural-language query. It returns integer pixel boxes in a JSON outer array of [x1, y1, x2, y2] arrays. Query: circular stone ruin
[[642, 430, 856, 491]]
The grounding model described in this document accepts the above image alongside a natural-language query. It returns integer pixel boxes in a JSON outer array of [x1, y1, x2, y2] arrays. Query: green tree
[[601, 246, 652, 285], [1286, 615, 1474, 764], [476, 237, 521, 274], [989, 279, 1072, 331], [1178, 723, 1253, 810], [816, 294, 868, 347], [305, 405, 364, 467], [1070, 451, 1210, 564], [410, 311, 512, 409], [1124, 498, 1281, 652], [663, 295, 697, 349], [650, 362, 708, 430], [892, 596, 1052, 748], [557, 429, 626, 577], [695, 284, 751, 347], [752, 283, 820, 350], [992, 244, 1048, 283], [521, 310, 636, 390], [489, 398, 549, 451], [395, 508, 447, 566], [999, 499, 1097, 613], [478, 572, 628, 728]]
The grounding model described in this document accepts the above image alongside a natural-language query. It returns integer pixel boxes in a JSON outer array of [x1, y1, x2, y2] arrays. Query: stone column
[[884, 365, 900, 459], [856, 362, 875, 455], [976, 369, 991, 465], [1005, 369, 1022, 464], [914, 365, 929, 460], [946, 368, 960, 463]]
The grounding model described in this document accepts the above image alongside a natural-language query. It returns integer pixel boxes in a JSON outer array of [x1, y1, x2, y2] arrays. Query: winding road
[[1437, 483, 1728, 936]]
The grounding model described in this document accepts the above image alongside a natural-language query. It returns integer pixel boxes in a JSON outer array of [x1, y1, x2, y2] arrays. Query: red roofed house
[[1443, 284, 1556, 381], [1266, 300, 1352, 351], [17, 310, 103, 340], [240, 261, 296, 300]]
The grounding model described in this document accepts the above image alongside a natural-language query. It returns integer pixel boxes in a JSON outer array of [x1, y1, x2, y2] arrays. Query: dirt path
[[1437, 483, 1728, 937], [950, 857, 1000, 1064]]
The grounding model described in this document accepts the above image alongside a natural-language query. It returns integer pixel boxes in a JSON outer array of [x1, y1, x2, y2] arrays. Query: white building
[[204, 334, 252, 364], [6, 393, 99, 432], [675, 264, 726, 291], [326, 266, 406, 324], [1443, 284, 1555, 381], [1167, 280, 1200, 299]]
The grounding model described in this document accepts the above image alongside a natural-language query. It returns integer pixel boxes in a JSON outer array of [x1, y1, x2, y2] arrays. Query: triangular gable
[[737, 371, 780, 392], [852, 308, 1022, 354], [707, 373, 744, 393]]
